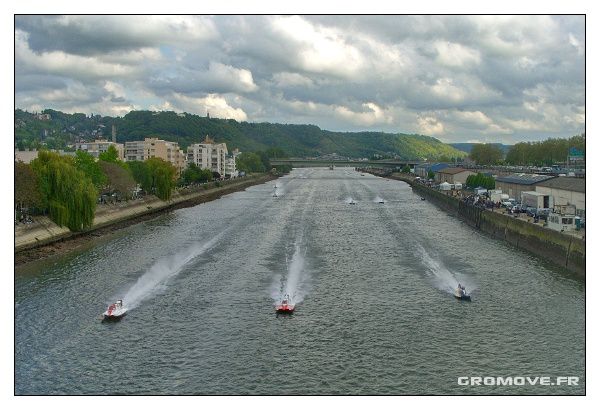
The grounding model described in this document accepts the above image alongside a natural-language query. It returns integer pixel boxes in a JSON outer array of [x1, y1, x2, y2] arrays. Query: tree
[[180, 163, 213, 185], [469, 144, 504, 165], [98, 145, 120, 163], [401, 164, 411, 173], [73, 150, 107, 188], [15, 161, 43, 214], [466, 173, 495, 189], [98, 161, 136, 199], [236, 152, 266, 173], [30, 151, 97, 231], [146, 157, 177, 200], [128, 161, 152, 193], [427, 170, 435, 179]]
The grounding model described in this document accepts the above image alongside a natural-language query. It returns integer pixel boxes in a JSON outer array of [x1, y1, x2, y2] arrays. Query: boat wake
[[271, 240, 310, 307], [417, 244, 476, 296], [121, 234, 222, 310]]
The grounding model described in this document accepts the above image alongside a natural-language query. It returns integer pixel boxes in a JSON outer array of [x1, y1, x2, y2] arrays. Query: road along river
[[15, 167, 584, 394]]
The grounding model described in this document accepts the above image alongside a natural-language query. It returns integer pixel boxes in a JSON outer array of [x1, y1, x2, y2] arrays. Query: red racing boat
[[276, 294, 295, 314], [103, 299, 127, 320]]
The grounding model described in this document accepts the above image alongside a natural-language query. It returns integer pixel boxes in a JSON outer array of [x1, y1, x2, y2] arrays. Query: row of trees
[[469, 144, 504, 165], [15, 146, 178, 231], [465, 173, 496, 189], [505, 135, 585, 166]]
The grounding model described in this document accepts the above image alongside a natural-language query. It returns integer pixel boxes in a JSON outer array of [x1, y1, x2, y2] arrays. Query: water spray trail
[[373, 196, 384, 203], [121, 233, 222, 310], [416, 244, 475, 295]]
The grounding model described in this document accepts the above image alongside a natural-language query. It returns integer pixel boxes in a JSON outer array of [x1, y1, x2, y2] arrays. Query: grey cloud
[[15, 15, 585, 143]]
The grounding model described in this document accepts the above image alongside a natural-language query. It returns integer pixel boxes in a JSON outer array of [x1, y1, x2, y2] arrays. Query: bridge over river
[[270, 158, 424, 168]]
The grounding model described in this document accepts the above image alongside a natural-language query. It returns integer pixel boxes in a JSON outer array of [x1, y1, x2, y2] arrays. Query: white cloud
[[417, 115, 445, 136], [270, 15, 365, 78], [434, 41, 481, 67], [205, 62, 258, 93], [272, 72, 315, 88], [167, 93, 248, 121], [334, 102, 393, 126]]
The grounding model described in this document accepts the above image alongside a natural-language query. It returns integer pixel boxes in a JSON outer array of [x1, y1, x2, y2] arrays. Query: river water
[[15, 168, 585, 395]]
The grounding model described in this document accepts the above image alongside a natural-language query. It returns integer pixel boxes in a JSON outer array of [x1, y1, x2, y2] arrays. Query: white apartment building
[[187, 136, 228, 177], [224, 148, 241, 178], [75, 139, 125, 160], [124, 137, 187, 175]]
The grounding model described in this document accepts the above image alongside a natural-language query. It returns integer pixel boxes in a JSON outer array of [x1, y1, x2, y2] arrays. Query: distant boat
[[378, 199, 385, 204], [349, 199, 356, 205], [421, 197, 426, 201]]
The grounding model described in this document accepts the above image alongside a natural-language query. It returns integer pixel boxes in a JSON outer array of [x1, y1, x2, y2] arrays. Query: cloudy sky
[[14, 15, 585, 143]]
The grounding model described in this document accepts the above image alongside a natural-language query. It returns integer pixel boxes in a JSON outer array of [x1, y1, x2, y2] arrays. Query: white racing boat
[[103, 299, 127, 320], [454, 284, 471, 301]]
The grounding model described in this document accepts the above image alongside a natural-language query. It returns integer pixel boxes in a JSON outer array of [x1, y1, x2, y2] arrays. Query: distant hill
[[15, 109, 467, 160], [450, 143, 512, 155]]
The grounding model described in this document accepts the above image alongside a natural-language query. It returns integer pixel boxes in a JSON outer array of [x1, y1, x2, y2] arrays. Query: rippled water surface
[[15, 168, 585, 394]]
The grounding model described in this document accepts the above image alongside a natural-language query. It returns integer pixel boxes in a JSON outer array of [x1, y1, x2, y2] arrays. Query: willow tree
[[30, 151, 97, 231], [146, 157, 176, 201]]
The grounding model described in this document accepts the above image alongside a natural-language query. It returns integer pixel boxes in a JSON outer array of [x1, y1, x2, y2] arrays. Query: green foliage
[[180, 163, 213, 185], [15, 109, 467, 160], [98, 161, 136, 198], [273, 164, 292, 174], [427, 170, 435, 179], [30, 151, 97, 231], [236, 152, 266, 173], [146, 158, 177, 200], [466, 173, 496, 189], [127, 161, 152, 192], [98, 145, 119, 163], [505, 134, 585, 166], [469, 143, 504, 165], [401, 164, 411, 173], [74, 150, 107, 188], [15, 162, 43, 211]]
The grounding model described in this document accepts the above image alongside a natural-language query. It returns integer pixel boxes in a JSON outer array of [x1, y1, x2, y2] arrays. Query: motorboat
[[349, 199, 356, 205], [273, 193, 278, 197], [421, 197, 426, 201], [454, 285, 471, 301], [378, 199, 385, 204], [103, 299, 127, 320], [276, 294, 295, 314]]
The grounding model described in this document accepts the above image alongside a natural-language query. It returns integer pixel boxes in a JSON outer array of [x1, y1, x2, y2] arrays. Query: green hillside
[[14, 109, 467, 160]]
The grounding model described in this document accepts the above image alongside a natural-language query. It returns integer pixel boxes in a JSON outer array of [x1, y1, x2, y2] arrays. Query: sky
[[14, 15, 585, 144]]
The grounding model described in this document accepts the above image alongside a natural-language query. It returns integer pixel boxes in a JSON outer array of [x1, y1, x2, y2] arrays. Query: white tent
[[440, 182, 451, 191]]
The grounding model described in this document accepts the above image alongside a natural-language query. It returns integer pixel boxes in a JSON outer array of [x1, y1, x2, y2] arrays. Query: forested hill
[[15, 109, 467, 160]]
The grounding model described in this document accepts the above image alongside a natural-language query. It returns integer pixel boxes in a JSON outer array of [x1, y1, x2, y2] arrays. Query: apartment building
[[124, 137, 187, 175], [187, 136, 228, 177], [75, 139, 125, 160]]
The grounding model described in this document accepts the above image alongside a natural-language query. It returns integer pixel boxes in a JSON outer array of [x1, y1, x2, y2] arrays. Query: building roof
[[537, 176, 585, 193], [495, 174, 555, 185], [437, 167, 471, 175]]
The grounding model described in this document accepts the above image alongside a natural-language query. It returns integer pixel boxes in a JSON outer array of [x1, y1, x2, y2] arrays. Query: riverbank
[[15, 173, 277, 265], [362, 169, 585, 276]]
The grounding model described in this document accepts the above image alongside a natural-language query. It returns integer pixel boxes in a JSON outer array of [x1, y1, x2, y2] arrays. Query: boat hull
[[454, 294, 471, 301], [275, 306, 295, 314], [102, 312, 126, 321]]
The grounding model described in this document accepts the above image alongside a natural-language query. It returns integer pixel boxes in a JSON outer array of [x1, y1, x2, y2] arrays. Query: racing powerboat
[[378, 199, 385, 204], [103, 299, 127, 320], [349, 199, 356, 205], [454, 285, 471, 301], [421, 197, 426, 201], [276, 294, 295, 314]]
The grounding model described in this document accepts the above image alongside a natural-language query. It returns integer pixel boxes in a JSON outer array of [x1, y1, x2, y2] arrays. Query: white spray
[[121, 234, 222, 310], [417, 244, 476, 295], [271, 241, 309, 306], [373, 196, 385, 203]]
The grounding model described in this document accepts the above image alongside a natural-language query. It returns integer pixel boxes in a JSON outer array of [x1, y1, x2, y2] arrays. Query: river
[[15, 168, 585, 394]]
